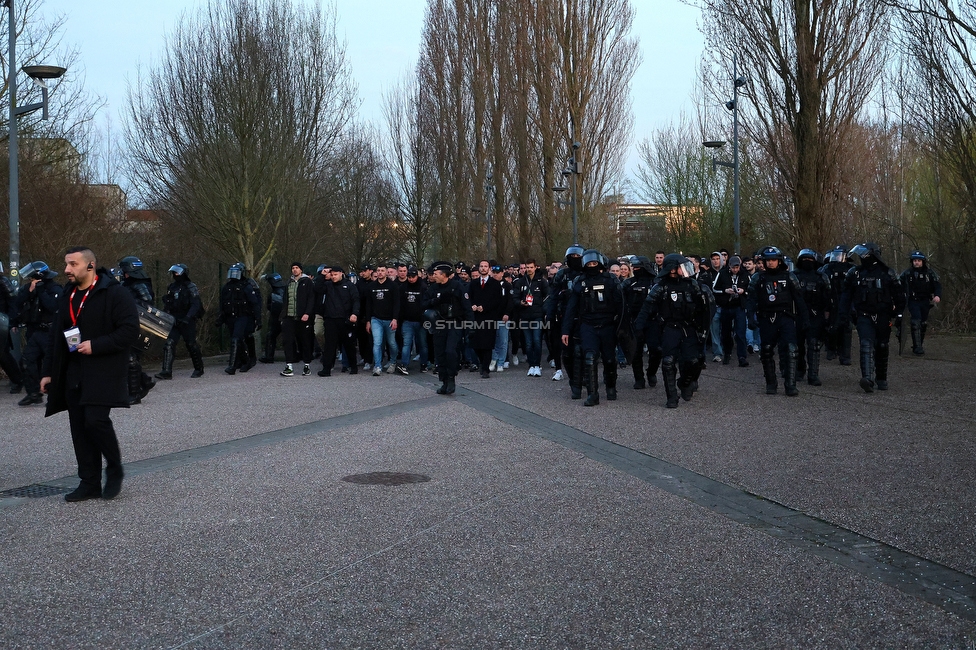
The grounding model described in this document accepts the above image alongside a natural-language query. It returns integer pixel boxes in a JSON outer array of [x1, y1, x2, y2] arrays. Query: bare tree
[[125, 0, 355, 278], [698, 0, 890, 251]]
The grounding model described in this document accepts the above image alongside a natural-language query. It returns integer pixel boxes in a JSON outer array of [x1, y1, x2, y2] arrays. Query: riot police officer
[[793, 249, 831, 386], [899, 250, 942, 355], [746, 246, 809, 397], [840, 243, 905, 392], [423, 261, 473, 395], [259, 272, 287, 363], [821, 245, 854, 364], [621, 256, 660, 389], [634, 254, 709, 408], [118, 255, 157, 404], [0, 258, 23, 393], [562, 249, 624, 406], [217, 262, 262, 374], [155, 263, 205, 379], [546, 244, 584, 397], [14, 261, 61, 405]]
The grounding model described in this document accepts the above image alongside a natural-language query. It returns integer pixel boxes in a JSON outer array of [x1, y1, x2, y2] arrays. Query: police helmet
[[797, 249, 819, 264], [20, 260, 57, 280], [227, 262, 246, 280], [119, 255, 148, 279], [262, 272, 287, 288], [632, 255, 653, 276], [910, 250, 927, 261], [784, 256, 795, 272], [827, 246, 847, 264], [168, 263, 189, 277], [0, 259, 4, 274], [109, 267, 125, 283], [760, 246, 784, 262], [580, 249, 604, 271], [850, 242, 882, 262], [659, 253, 696, 279]]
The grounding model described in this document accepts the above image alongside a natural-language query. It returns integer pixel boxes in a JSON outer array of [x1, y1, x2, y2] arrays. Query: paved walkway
[[2, 336, 975, 648]]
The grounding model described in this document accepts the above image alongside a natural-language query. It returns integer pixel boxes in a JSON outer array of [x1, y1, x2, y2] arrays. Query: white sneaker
[[489, 360, 497, 372], [536, 366, 544, 376], [511, 356, 519, 366], [386, 363, 395, 374], [363, 364, 372, 371], [503, 361, 510, 369], [712, 355, 722, 363], [372, 367, 382, 376], [549, 360, 556, 368], [496, 364, 504, 372], [527, 366, 534, 377], [552, 369, 564, 381]]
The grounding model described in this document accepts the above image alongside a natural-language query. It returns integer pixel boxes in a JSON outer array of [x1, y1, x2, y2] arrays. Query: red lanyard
[[69, 276, 96, 327]]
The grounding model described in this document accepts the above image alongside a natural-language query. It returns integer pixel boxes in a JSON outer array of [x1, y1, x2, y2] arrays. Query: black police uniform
[[0, 270, 23, 392], [563, 264, 624, 406], [157, 269, 205, 379], [839, 245, 905, 392], [634, 258, 709, 408], [621, 260, 659, 389], [820, 249, 854, 364], [746, 252, 808, 396], [793, 254, 831, 386], [899, 255, 942, 355], [423, 272, 473, 394], [259, 274, 287, 363], [218, 276, 262, 374], [548, 260, 583, 397], [15, 273, 61, 404], [121, 274, 157, 404]]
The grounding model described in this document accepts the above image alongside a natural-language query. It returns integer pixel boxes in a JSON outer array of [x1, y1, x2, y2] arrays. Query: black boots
[[761, 345, 778, 395], [859, 343, 875, 393], [876, 343, 890, 390], [662, 357, 679, 408], [570, 344, 583, 400], [259, 336, 276, 363], [189, 343, 205, 378], [604, 361, 617, 401], [155, 342, 175, 380], [807, 340, 822, 385], [784, 344, 799, 397], [911, 321, 924, 355], [225, 340, 239, 375], [583, 353, 600, 406]]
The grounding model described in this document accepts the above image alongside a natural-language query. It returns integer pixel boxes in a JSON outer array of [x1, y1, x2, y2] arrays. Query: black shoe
[[840, 359, 852, 366], [225, 367, 236, 375], [785, 385, 799, 397], [722, 353, 731, 365], [18, 393, 43, 406], [876, 380, 888, 391], [480, 370, 490, 378], [349, 367, 358, 375], [128, 395, 142, 405], [341, 366, 349, 373], [738, 358, 749, 367], [808, 376, 821, 386], [606, 387, 617, 401], [859, 377, 874, 393], [397, 364, 409, 376], [584, 393, 600, 406], [765, 384, 777, 395], [9, 382, 22, 394], [680, 385, 694, 402], [102, 474, 124, 500], [258, 357, 274, 364], [317, 369, 332, 377], [154, 372, 172, 380], [190, 369, 204, 378], [571, 386, 582, 400], [64, 484, 101, 502], [647, 375, 657, 387], [633, 379, 645, 390], [436, 383, 448, 395], [139, 378, 156, 400], [446, 379, 456, 394]]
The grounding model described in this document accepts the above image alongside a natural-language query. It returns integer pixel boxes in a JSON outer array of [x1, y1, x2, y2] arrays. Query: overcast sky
[[43, 0, 705, 189]]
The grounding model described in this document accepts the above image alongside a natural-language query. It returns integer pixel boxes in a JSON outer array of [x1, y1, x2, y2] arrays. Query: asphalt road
[[1, 335, 974, 648]]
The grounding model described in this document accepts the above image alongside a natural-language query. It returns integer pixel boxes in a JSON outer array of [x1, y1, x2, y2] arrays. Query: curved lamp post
[[704, 54, 746, 255]]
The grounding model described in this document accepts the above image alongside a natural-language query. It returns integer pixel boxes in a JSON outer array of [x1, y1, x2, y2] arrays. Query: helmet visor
[[677, 260, 696, 278], [849, 244, 869, 258], [168, 264, 185, 275], [828, 250, 846, 263]]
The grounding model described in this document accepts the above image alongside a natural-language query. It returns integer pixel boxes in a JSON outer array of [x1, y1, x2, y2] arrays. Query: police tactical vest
[[659, 283, 698, 323], [906, 269, 935, 301], [854, 271, 893, 311], [581, 277, 616, 315], [795, 271, 824, 308], [758, 274, 793, 313], [223, 282, 252, 317]]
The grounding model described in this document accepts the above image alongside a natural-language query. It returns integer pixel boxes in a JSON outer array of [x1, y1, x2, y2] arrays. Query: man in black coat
[[468, 259, 507, 378], [41, 247, 139, 502], [316, 265, 360, 377]]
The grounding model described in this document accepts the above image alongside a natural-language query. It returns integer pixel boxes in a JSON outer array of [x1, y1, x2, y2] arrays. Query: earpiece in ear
[[88, 263, 94, 270]]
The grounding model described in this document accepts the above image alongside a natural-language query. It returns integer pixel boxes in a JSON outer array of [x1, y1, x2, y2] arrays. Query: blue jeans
[[371, 318, 397, 368], [522, 322, 543, 367], [400, 320, 428, 367], [710, 307, 724, 356], [492, 321, 510, 362]]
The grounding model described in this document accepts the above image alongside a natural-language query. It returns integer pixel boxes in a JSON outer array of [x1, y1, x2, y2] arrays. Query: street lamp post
[[471, 172, 496, 259], [5, 0, 65, 287], [552, 141, 581, 245], [704, 54, 746, 255]]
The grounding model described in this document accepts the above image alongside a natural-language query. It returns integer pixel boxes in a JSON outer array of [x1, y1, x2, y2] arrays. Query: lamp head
[[703, 140, 726, 149]]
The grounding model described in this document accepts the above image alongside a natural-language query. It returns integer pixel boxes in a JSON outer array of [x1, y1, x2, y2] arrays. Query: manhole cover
[[0, 484, 72, 499], [341, 472, 431, 486]]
